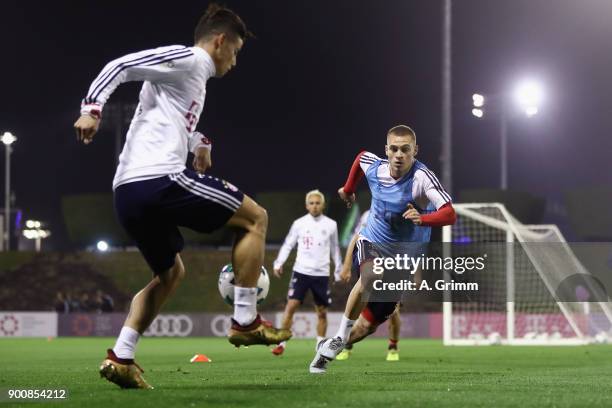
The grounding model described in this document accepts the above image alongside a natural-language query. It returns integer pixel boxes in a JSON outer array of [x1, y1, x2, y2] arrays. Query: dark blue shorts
[[288, 271, 331, 307], [351, 238, 399, 325], [351, 238, 380, 274], [362, 302, 399, 325], [114, 169, 244, 274]]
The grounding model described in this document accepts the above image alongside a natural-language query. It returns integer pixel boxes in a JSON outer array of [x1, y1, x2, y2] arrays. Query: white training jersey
[[80, 45, 216, 189], [273, 214, 343, 279]]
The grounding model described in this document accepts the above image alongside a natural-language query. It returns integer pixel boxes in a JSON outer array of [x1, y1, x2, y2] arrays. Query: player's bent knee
[[229, 196, 268, 236], [253, 205, 268, 235], [357, 319, 377, 336]]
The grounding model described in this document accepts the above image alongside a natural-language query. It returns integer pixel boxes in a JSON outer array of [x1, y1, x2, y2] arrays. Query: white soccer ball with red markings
[[218, 264, 270, 305]]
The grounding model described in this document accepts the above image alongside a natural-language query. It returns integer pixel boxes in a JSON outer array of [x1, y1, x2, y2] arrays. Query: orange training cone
[[190, 354, 212, 363]]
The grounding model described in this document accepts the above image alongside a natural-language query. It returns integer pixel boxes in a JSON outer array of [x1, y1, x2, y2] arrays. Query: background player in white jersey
[[73, 4, 290, 389], [271, 190, 343, 356], [310, 125, 456, 373], [337, 210, 402, 362]]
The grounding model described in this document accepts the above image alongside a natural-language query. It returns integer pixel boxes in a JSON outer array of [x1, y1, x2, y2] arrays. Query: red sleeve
[[420, 202, 456, 227], [343, 151, 366, 194]]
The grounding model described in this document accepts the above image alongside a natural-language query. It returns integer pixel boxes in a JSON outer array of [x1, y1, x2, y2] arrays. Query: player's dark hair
[[194, 3, 252, 43], [387, 125, 416, 142]]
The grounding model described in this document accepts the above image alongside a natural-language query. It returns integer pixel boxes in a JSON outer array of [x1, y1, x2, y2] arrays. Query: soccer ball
[[218, 264, 270, 305]]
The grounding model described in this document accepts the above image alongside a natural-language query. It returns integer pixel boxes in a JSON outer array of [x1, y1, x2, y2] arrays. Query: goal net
[[442, 203, 612, 345]]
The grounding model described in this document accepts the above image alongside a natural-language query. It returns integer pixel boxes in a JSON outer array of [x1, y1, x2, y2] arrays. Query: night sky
[[2, 0, 612, 248]]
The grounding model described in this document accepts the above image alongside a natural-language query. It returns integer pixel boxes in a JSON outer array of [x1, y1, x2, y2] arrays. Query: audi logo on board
[[144, 314, 194, 337], [210, 315, 232, 337]]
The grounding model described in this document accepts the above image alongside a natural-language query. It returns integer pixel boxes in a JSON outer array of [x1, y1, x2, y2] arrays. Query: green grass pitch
[[1, 337, 611, 407]]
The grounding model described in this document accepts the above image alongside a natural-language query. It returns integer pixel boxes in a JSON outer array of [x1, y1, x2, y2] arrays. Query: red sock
[[388, 339, 398, 350]]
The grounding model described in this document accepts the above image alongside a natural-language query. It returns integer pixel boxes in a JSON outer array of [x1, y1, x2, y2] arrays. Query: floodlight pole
[[500, 103, 508, 191], [4, 142, 11, 251], [441, 0, 453, 194]]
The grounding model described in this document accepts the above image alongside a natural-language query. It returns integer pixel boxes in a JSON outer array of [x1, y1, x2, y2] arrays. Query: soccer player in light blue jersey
[[310, 125, 456, 373]]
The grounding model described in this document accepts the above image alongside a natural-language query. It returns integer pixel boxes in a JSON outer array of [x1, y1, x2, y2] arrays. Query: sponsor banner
[[275, 312, 441, 339], [57, 312, 277, 337], [13, 311, 607, 339], [143, 312, 277, 337], [359, 313, 440, 339], [428, 313, 444, 338], [59, 311, 438, 338], [56, 312, 443, 338], [450, 312, 582, 338], [14, 311, 603, 339], [58, 313, 126, 337], [274, 312, 342, 338], [0, 312, 57, 337]]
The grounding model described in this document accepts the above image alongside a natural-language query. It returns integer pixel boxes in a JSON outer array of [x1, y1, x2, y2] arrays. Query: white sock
[[335, 315, 355, 343], [113, 326, 140, 359], [233, 286, 258, 326], [316, 336, 324, 345], [279, 341, 287, 348]]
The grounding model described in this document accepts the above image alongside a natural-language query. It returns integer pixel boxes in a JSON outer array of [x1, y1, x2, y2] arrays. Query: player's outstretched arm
[[339, 150, 380, 208], [339, 151, 369, 208], [76, 46, 195, 144], [403, 202, 456, 227], [410, 167, 456, 226]]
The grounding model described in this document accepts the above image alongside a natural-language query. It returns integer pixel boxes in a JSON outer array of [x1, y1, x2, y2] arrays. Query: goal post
[[443, 203, 612, 345]]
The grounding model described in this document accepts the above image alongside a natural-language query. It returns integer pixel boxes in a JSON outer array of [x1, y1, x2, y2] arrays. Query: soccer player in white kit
[[271, 190, 343, 355], [73, 4, 290, 389]]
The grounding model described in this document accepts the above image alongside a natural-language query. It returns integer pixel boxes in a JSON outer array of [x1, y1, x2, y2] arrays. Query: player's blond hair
[[387, 124, 417, 143], [305, 189, 325, 205]]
